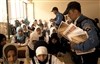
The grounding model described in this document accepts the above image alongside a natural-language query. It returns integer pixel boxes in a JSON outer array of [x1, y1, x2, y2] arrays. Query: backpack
[[61, 14, 65, 22]]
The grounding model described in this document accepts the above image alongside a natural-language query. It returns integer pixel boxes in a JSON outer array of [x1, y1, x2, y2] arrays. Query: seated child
[[26, 31, 39, 58], [34, 26, 44, 41], [2, 43, 24, 64], [0, 34, 6, 63], [38, 19, 43, 27], [28, 22, 35, 32], [31, 40, 64, 64], [21, 24, 30, 37], [11, 26, 29, 47], [48, 33, 66, 57], [49, 27, 57, 37]]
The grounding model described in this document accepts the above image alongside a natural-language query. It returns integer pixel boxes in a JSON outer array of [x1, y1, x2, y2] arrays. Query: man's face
[[68, 9, 77, 21], [52, 10, 57, 15]]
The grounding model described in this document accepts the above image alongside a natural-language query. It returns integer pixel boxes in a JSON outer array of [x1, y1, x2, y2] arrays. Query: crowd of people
[[0, 1, 100, 64]]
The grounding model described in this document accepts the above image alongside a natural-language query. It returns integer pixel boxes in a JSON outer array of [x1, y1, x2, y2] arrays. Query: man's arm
[[73, 19, 99, 52], [55, 14, 63, 26]]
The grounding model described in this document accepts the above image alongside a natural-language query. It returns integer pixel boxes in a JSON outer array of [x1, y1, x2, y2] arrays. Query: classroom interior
[[0, 0, 100, 64]]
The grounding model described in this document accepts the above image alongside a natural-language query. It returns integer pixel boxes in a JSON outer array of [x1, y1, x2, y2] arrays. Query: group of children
[[0, 19, 70, 64]]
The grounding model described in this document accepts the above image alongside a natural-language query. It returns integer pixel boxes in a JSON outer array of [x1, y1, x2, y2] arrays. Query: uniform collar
[[74, 16, 80, 25]]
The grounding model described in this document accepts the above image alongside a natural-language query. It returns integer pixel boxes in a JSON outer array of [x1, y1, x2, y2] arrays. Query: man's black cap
[[63, 1, 81, 15], [51, 7, 58, 12]]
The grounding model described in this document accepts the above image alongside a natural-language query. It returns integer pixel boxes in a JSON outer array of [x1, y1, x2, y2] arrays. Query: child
[[21, 24, 30, 37], [42, 21, 50, 37], [31, 40, 64, 64], [0, 34, 6, 58], [26, 31, 39, 58], [48, 33, 66, 57], [2, 43, 24, 64], [11, 26, 28, 47], [34, 26, 44, 41], [38, 19, 43, 27], [49, 27, 57, 37], [33, 19, 38, 27], [28, 22, 35, 32]]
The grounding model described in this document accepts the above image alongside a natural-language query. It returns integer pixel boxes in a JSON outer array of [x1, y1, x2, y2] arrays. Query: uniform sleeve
[[52, 55, 65, 64], [74, 19, 99, 52]]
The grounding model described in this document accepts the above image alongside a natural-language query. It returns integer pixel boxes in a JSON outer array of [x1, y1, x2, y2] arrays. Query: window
[[0, 0, 7, 22], [9, 0, 26, 24]]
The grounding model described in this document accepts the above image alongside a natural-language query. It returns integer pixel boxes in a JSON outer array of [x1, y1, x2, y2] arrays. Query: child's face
[[51, 38, 57, 44], [7, 50, 17, 64], [1, 38, 6, 46], [23, 25, 26, 30], [18, 30, 23, 35], [36, 28, 41, 35], [34, 21, 37, 24], [37, 54, 47, 62]]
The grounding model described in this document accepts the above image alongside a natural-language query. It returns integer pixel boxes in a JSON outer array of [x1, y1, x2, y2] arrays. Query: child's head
[[35, 26, 42, 35], [3, 44, 17, 64], [0, 34, 6, 46], [30, 32, 39, 44], [16, 27, 23, 36], [23, 24, 26, 29], [34, 41, 48, 62], [51, 38, 57, 44], [21, 24, 27, 30], [38, 19, 42, 24], [34, 20, 37, 24], [36, 46, 47, 62], [50, 33, 59, 44], [50, 27, 57, 37]]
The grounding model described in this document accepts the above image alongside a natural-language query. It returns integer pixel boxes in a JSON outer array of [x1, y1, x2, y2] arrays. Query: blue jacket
[[55, 12, 65, 26], [74, 14, 99, 52]]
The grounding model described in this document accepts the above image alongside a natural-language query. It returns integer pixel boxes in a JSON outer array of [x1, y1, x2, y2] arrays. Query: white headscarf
[[3, 43, 20, 64], [48, 22, 53, 29], [34, 26, 42, 37], [29, 22, 34, 28], [28, 31, 39, 50], [36, 46, 48, 56], [50, 27, 57, 37], [21, 24, 28, 32]]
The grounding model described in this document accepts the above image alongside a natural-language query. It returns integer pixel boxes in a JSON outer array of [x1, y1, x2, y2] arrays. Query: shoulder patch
[[83, 23, 91, 32]]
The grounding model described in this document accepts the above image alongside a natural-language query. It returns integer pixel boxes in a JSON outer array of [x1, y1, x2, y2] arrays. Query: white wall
[[32, 0, 100, 22]]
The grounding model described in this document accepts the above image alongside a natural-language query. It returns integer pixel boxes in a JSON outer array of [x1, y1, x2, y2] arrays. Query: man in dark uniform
[[51, 7, 65, 28], [63, 1, 99, 64]]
